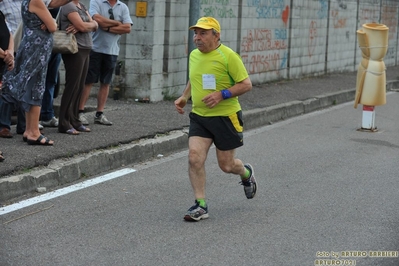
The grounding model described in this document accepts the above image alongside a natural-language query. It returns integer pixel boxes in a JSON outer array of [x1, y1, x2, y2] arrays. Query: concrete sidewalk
[[1, 66, 399, 204]]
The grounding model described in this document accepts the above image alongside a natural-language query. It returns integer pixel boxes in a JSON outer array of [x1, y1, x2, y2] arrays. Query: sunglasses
[[108, 8, 114, 20]]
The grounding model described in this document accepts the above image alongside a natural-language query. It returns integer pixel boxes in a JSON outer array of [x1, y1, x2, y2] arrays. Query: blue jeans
[[40, 53, 61, 121], [0, 97, 25, 133]]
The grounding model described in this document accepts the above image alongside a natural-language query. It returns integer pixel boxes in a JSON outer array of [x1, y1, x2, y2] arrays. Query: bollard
[[361, 105, 376, 131], [354, 23, 389, 132]]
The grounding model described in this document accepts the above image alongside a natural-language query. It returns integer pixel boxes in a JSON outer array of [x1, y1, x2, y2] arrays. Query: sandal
[[23, 133, 44, 142], [76, 125, 91, 132], [64, 128, 79, 135], [26, 135, 54, 146]]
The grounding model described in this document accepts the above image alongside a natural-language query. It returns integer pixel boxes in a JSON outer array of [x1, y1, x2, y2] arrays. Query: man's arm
[[201, 77, 252, 109], [103, 6, 132, 34], [226, 77, 252, 97], [93, 14, 131, 34], [174, 81, 192, 114], [108, 23, 131, 34], [88, 0, 119, 28], [92, 14, 121, 28]]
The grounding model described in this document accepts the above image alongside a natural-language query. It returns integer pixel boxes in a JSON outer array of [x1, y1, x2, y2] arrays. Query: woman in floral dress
[[2, 0, 56, 145]]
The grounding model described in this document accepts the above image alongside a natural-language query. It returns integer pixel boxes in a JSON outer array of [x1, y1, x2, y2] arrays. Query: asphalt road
[[1, 93, 399, 266]]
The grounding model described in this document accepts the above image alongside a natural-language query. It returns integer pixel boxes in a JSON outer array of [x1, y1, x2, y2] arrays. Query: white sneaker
[[94, 114, 113, 125], [39, 123, 44, 130], [40, 117, 59, 127], [79, 113, 89, 125]]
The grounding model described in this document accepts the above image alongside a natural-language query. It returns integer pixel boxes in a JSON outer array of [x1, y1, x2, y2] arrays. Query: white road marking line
[[0, 168, 136, 216]]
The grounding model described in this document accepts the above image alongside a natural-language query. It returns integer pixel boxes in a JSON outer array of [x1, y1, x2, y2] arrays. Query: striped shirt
[[0, 0, 23, 34], [0, 0, 52, 34]]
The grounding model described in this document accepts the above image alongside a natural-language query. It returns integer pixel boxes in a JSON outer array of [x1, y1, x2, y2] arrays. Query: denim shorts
[[85, 51, 117, 85]]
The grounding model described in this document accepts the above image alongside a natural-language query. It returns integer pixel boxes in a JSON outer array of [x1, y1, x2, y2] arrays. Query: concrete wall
[[75, 0, 399, 102]]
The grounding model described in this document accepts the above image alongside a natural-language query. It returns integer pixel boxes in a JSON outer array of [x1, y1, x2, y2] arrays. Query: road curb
[[0, 131, 188, 203], [0, 87, 381, 204], [244, 89, 356, 130]]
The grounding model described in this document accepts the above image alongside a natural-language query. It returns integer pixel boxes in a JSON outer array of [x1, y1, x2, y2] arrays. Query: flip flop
[[26, 135, 54, 146], [76, 125, 91, 132]]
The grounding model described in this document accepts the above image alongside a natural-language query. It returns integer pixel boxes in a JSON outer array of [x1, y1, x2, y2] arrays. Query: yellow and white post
[[354, 23, 389, 132], [361, 105, 376, 130]]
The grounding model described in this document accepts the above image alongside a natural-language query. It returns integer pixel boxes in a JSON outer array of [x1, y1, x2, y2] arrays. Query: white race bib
[[202, 74, 216, 90]]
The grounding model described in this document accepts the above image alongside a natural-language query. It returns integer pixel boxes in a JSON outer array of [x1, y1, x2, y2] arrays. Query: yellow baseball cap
[[189, 17, 221, 33]]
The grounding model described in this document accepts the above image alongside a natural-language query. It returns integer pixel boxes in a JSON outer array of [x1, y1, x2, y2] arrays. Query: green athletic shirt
[[189, 44, 249, 117]]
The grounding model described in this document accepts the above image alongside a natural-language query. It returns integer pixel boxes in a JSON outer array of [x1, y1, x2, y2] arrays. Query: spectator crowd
[[0, 0, 132, 161]]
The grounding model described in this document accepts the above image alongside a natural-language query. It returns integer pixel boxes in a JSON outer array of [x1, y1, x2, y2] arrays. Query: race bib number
[[202, 74, 216, 90]]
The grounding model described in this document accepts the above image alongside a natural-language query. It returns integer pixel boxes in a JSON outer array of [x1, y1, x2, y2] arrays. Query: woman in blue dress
[[2, 0, 56, 145]]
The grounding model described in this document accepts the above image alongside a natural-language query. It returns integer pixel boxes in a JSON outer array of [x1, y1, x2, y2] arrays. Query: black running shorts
[[188, 111, 244, 151]]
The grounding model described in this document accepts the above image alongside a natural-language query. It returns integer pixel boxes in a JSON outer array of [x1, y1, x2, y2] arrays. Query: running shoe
[[240, 163, 257, 199], [40, 116, 58, 127], [79, 113, 89, 125], [184, 200, 209, 221], [94, 114, 113, 125]]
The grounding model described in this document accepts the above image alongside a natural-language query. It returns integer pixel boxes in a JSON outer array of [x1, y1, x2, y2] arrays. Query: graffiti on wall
[[317, 0, 328, 19], [386, 46, 396, 60], [359, 7, 379, 23], [330, 0, 349, 29], [237, 1, 396, 76], [241, 28, 288, 52], [241, 51, 287, 75], [241, 1, 290, 75], [337, 0, 347, 9], [282, 5, 289, 26], [381, 5, 398, 41], [308, 20, 317, 57], [247, 0, 288, 19], [240, 27, 288, 74], [200, 0, 236, 18], [331, 10, 347, 28]]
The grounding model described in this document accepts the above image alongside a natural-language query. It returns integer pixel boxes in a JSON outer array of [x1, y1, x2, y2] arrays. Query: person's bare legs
[[24, 106, 54, 144], [188, 136, 213, 200], [216, 148, 246, 176], [79, 83, 93, 111], [96, 83, 110, 112], [188, 138, 247, 199], [185, 136, 255, 221], [217, 146, 257, 199]]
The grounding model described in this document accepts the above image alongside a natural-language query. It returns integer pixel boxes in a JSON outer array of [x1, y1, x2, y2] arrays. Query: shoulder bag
[[52, 9, 78, 54]]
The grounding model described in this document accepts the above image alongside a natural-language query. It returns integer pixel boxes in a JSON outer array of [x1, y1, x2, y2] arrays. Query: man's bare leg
[[97, 83, 110, 112], [188, 136, 213, 200]]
